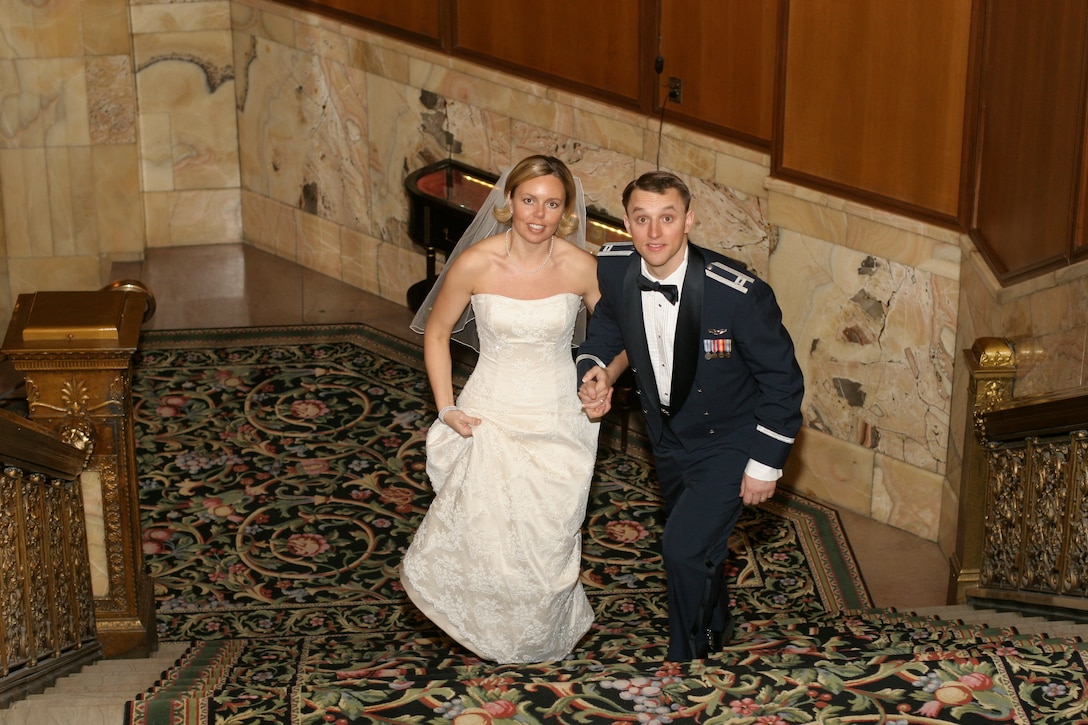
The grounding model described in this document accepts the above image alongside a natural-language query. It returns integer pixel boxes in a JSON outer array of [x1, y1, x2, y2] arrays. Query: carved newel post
[[946, 336, 1016, 604], [2, 282, 157, 657]]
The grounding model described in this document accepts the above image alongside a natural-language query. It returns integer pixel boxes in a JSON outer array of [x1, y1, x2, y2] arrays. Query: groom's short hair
[[622, 171, 692, 212]]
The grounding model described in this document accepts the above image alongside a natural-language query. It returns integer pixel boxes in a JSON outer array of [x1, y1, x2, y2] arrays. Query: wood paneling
[[659, 0, 780, 147], [969, 0, 1088, 281], [777, 0, 972, 223], [282, 0, 444, 45], [1078, 103, 1088, 264], [451, 0, 647, 106]]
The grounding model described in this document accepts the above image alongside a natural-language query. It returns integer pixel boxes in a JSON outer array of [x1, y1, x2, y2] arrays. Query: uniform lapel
[[621, 260, 662, 413], [668, 244, 704, 415]]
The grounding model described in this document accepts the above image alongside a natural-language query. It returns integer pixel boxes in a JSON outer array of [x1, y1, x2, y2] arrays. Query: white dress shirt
[[640, 252, 687, 406]]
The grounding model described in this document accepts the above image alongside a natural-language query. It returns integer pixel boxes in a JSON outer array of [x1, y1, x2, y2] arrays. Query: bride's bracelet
[[437, 405, 459, 425]]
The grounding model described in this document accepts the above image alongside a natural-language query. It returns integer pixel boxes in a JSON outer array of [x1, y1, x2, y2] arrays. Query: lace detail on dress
[[401, 294, 598, 663]]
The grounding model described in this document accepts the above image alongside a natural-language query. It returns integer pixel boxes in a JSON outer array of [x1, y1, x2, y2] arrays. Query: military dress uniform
[[577, 241, 804, 661]]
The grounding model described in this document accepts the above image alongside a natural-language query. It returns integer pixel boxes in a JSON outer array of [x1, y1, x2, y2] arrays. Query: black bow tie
[[636, 275, 679, 304]]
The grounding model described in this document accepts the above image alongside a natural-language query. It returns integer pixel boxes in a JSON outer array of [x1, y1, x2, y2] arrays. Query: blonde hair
[[493, 155, 580, 238]]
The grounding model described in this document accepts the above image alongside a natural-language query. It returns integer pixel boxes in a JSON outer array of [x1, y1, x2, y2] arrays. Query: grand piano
[[404, 159, 629, 312]]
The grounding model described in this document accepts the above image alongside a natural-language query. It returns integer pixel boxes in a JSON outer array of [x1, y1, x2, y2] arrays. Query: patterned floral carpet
[[123, 324, 1088, 725]]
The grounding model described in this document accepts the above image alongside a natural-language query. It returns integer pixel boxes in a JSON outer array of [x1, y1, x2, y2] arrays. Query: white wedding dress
[[401, 293, 598, 663]]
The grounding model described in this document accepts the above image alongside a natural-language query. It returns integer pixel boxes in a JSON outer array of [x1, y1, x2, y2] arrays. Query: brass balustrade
[[2, 281, 157, 658], [0, 409, 100, 707], [975, 388, 1088, 611], [950, 336, 1088, 615]]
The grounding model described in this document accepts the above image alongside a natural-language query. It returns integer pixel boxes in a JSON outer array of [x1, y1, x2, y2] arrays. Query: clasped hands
[[579, 365, 615, 420]]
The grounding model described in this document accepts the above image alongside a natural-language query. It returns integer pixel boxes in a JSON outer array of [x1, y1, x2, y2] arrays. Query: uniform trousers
[[654, 421, 746, 661]]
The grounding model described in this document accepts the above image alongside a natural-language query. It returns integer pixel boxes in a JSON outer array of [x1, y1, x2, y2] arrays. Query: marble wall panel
[[344, 31, 409, 83], [1028, 277, 1088, 334], [0, 184, 6, 257], [340, 225, 381, 295], [645, 127, 717, 182], [138, 111, 173, 191], [1015, 325, 1088, 396], [508, 122, 633, 216], [29, 0, 83, 58], [873, 453, 943, 541], [0, 57, 90, 148], [294, 12, 350, 66], [782, 428, 875, 517], [230, 1, 296, 48], [86, 55, 137, 145], [544, 144, 634, 225], [130, 1, 230, 34], [687, 179, 771, 277], [771, 230, 954, 475], [307, 56, 369, 229], [1, 148, 52, 257], [847, 216, 961, 280], [80, 470, 108, 596], [144, 188, 240, 247], [0, 2, 36, 59], [0, 255, 9, 331], [366, 75, 434, 248], [133, 29, 238, 191], [571, 107, 644, 160], [376, 238, 424, 308], [716, 151, 771, 201], [767, 189, 850, 249], [241, 189, 296, 261], [296, 207, 341, 280], [46, 145, 97, 256], [960, 249, 1088, 396], [8, 253, 101, 294], [80, 0, 132, 55], [237, 35, 369, 234], [93, 143, 144, 253], [445, 102, 512, 178]]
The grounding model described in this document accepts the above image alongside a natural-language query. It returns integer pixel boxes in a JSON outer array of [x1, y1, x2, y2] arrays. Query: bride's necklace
[[505, 229, 554, 275]]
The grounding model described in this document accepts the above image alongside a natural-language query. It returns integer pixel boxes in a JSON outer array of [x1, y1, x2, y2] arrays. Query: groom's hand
[[579, 366, 614, 419]]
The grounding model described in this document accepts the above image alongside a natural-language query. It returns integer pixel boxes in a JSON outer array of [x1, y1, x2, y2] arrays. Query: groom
[[577, 170, 804, 661]]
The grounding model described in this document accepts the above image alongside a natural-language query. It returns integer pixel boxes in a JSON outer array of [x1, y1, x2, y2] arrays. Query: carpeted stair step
[[1, 643, 193, 725], [111, 608, 1088, 725], [119, 636, 1088, 725]]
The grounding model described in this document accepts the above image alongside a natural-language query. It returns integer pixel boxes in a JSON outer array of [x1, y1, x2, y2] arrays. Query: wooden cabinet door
[[776, 0, 972, 225], [452, 0, 650, 108], [968, 0, 1088, 281], [658, 0, 780, 149]]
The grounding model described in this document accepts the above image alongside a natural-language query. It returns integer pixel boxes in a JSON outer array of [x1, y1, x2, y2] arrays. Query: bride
[[400, 155, 614, 663]]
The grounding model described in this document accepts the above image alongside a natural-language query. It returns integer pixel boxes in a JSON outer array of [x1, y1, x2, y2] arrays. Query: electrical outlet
[[667, 76, 683, 103]]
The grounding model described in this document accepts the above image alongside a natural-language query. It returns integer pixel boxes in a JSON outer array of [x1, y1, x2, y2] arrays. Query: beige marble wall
[[766, 180, 962, 542], [0, 0, 142, 325], [132, 0, 241, 248], [0, 0, 240, 326]]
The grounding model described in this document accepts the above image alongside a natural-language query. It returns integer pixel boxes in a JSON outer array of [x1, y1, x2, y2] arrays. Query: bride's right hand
[[444, 409, 482, 437]]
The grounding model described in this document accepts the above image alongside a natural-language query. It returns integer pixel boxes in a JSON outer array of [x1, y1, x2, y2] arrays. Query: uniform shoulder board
[[705, 261, 755, 294], [597, 242, 635, 257]]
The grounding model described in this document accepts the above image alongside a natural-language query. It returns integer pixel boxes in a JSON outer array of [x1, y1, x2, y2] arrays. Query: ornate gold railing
[[976, 387, 1088, 610], [950, 337, 1088, 614], [2, 282, 158, 658], [0, 408, 100, 707]]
